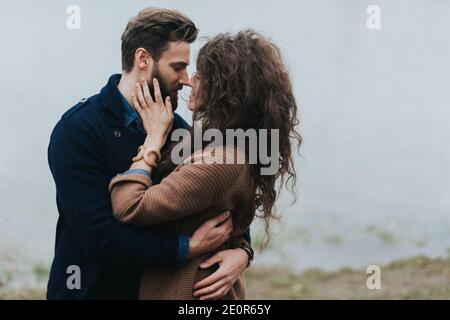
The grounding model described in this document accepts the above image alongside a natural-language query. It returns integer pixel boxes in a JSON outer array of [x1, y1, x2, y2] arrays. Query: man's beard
[[149, 65, 179, 111]]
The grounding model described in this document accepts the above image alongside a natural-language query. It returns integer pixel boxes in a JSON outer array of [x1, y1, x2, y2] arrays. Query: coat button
[[113, 130, 122, 138], [80, 98, 88, 104]]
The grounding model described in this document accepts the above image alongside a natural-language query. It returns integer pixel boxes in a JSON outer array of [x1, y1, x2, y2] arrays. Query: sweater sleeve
[[109, 149, 248, 226]]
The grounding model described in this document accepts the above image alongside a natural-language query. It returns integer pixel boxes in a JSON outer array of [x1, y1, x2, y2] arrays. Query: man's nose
[[179, 71, 192, 88]]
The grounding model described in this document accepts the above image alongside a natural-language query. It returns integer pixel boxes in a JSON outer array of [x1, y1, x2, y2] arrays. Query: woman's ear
[[135, 48, 153, 70]]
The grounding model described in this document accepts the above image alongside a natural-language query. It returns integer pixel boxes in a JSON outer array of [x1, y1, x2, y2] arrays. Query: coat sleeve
[[48, 119, 182, 267]]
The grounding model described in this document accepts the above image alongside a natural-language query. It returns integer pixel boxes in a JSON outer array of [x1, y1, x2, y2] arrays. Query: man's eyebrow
[[170, 62, 189, 67]]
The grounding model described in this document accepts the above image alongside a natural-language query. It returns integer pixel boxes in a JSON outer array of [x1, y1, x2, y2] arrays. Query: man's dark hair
[[121, 7, 198, 72]]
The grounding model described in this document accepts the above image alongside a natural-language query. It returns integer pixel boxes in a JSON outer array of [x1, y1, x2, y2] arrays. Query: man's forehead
[[160, 41, 190, 64]]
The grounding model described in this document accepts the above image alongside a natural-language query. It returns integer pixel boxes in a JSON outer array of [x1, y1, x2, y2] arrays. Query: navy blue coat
[[47, 74, 192, 299]]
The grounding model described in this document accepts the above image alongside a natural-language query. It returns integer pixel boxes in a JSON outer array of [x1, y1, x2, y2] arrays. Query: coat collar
[[100, 74, 126, 127]]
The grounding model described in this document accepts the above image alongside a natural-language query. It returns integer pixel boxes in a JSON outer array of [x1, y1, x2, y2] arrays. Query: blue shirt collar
[[116, 81, 146, 134], [118, 90, 139, 128]]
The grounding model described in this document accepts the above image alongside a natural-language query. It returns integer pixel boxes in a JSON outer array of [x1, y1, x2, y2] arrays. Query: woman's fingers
[[132, 94, 142, 111], [141, 79, 154, 106], [165, 96, 173, 115], [135, 82, 147, 109], [153, 78, 163, 104]]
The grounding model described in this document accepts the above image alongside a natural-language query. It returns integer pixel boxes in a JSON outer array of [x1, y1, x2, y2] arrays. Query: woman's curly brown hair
[[155, 30, 302, 248]]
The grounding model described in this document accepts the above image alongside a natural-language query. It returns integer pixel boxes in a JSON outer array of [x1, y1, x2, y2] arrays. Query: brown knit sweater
[[109, 146, 256, 300]]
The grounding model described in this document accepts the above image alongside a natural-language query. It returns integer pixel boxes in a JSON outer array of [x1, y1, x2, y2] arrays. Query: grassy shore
[[245, 256, 450, 299], [1, 255, 449, 300]]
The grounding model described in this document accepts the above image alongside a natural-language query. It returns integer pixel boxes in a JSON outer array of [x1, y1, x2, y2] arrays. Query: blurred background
[[0, 0, 449, 299]]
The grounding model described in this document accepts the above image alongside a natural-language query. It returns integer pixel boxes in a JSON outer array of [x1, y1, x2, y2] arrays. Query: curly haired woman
[[109, 30, 302, 300]]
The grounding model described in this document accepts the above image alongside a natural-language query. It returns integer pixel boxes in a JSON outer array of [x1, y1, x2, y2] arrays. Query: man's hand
[[188, 211, 233, 259], [193, 248, 249, 300]]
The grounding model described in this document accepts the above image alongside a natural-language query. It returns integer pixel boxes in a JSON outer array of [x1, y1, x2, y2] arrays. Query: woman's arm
[[109, 150, 247, 226]]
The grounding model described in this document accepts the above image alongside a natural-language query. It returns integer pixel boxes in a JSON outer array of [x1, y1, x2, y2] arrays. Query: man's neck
[[117, 72, 138, 109]]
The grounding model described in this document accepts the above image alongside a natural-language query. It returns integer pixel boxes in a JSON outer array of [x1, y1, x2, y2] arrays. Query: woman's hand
[[133, 78, 174, 150]]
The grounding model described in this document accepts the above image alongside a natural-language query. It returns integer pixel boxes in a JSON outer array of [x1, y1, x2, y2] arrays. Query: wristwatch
[[238, 242, 254, 268]]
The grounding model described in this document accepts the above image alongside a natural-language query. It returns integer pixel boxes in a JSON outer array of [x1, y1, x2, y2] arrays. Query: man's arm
[[49, 119, 181, 267]]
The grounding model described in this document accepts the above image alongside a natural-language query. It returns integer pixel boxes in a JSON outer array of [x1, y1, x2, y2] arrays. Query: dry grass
[[245, 256, 450, 299], [1, 256, 449, 300]]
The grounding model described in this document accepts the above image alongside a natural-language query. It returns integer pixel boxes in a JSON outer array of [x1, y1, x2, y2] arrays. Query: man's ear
[[135, 47, 153, 70]]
